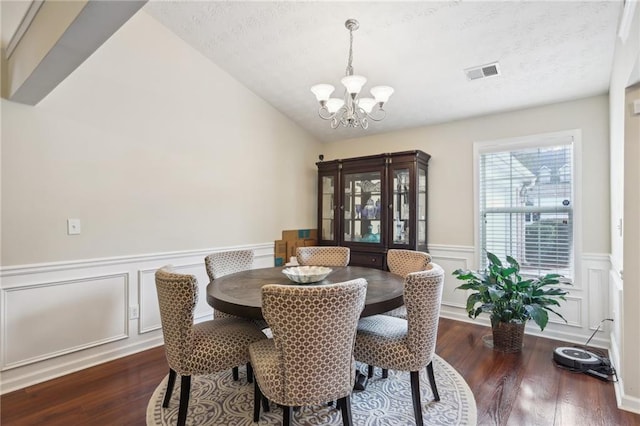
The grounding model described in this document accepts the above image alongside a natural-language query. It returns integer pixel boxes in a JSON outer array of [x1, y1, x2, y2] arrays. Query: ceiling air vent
[[464, 62, 501, 81]]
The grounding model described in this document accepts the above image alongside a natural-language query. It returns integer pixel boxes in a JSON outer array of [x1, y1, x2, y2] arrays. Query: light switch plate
[[67, 218, 81, 235]]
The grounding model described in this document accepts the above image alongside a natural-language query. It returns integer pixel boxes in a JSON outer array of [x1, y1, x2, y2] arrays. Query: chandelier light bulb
[[370, 86, 394, 104], [341, 75, 367, 95], [358, 98, 377, 113], [326, 98, 345, 113], [310, 84, 335, 102], [310, 19, 393, 129]]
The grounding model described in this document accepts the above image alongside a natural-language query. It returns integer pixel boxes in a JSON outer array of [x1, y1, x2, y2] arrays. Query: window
[[475, 131, 578, 279]]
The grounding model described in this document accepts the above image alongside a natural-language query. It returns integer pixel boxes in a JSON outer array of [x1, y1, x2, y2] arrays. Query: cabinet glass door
[[418, 167, 427, 246], [320, 175, 336, 241], [343, 171, 382, 244], [392, 168, 411, 245]]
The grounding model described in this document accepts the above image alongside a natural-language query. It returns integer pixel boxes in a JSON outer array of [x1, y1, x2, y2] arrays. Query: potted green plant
[[453, 252, 571, 352]]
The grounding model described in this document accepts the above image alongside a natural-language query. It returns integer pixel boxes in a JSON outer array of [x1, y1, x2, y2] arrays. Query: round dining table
[[206, 266, 404, 320]]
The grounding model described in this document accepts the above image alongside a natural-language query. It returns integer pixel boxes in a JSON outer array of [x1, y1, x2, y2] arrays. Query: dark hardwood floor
[[2, 318, 638, 425]]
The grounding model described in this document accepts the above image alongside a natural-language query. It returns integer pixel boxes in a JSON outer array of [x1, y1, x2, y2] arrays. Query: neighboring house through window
[[474, 130, 580, 281]]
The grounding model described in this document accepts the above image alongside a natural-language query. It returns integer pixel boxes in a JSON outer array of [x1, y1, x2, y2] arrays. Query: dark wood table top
[[206, 266, 404, 320]]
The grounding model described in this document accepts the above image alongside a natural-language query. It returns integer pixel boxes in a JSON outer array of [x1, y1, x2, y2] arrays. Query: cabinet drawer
[[350, 252, 385, 269]]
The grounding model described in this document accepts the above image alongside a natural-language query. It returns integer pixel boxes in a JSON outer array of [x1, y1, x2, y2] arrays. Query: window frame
[[473, 129, 582, 282]]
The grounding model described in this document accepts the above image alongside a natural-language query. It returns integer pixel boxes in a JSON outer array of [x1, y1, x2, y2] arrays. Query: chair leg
[[262, 395, 270, 412], [247, 362, 253, 383], [382, 368, 389, 378], [162, 369, 177, 408], [339, 395, 353, 426], [410, 371, 424, 426], [367, 364, 374, 378], [253, 379, 262, 422], [282, 405, 292, 426], [177, 375, 191, 426], [426, 361, 440, 401], [233, 366, 239, 381]]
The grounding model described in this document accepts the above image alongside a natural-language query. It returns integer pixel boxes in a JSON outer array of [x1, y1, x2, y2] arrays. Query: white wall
[[608, 1, 640, 413], [0, 11, 321, 393], [322, 95, 610, 252], [1, 10, 321, 267]]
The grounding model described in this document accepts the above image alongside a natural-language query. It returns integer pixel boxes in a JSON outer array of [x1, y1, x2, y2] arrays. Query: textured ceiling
[[145, 1, 622, 143]]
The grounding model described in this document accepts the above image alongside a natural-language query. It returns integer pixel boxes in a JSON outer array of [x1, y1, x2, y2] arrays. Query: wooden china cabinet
[[317, 150, 430, 270]]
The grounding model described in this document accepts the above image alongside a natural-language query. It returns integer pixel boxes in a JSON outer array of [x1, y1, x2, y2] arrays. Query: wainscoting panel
[[608, 268, 625, 410], [0, 243, 273, 394], [139, 268, 163, 334], [549, 295, 582, 327], [587, 267, 611, 328], [0, 244, 611, 394], [428, 245, 476, 321], [1, 273, 129, 370], [429, 246, 612, 347]]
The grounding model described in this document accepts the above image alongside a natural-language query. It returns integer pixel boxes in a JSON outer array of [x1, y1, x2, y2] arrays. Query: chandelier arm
[[318, 107, 335, 120], [351, 106, 367, 128], [364, 108, 387, 122]]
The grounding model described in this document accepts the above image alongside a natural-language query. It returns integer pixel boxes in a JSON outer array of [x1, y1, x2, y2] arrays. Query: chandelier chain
[[346, 28, 354, 76]]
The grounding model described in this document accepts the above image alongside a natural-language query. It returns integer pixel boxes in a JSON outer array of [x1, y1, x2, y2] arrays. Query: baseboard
[[615, 376, 640, 414], [618, 393, 640, 414], [1, 337, 164, 394]]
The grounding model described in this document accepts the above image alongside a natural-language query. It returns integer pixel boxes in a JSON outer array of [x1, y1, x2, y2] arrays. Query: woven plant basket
[[491, 321, 525, 353]]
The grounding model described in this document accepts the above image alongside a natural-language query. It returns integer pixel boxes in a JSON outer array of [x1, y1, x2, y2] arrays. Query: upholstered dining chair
[[383, 249, 432, 320], [155, 266, 267, 426], [354, 264, 444, 426], [366, 249, 433, 380], [387, 249, 432, 279], [205, 250, 268, 381], [249, 279, 367, 426], [205, 249, 254, 284], [295, 246, 350, 267]]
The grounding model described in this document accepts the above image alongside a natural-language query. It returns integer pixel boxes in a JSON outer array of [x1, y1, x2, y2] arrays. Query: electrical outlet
[[67, 218, 81, 235], [129, 305, 139, 320]]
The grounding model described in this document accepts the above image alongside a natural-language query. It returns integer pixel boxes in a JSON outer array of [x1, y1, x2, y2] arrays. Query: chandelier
[[310, 19, 394, 129]]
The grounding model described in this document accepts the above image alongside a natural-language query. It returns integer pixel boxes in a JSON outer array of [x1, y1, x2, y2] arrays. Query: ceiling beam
[[5, 0, 146, 105]]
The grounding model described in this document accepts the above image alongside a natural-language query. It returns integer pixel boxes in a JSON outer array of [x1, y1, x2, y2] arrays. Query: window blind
[[479, 142, 573, 278]]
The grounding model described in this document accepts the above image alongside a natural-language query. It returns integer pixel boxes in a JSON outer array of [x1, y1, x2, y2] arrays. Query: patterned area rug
[[147, 355, 477, 425]]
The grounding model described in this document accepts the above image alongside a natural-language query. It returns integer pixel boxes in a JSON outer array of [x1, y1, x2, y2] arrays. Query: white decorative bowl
[[282, 266, 332, 284]]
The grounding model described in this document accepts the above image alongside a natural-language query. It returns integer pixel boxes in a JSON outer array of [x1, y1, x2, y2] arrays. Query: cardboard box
[[274, 240, 287, 266], [276, 229, 318, 265], [287, 239, 318, 259], [282, 229, 318, 241]]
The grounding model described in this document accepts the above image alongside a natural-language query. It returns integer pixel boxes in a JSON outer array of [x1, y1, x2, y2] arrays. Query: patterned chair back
[[155, 267, 197, 374], [404, 264, 444, 366], [387, 249, 432, 277], [204, 250, 254, 281], [295, 246, 350, 267], [261, 279, 367, 405]]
